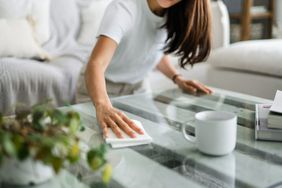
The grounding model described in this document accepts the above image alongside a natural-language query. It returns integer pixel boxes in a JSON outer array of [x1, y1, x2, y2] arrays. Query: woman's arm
[[85, 36, 143, 138], [156, 55, 212, 94], [85, 37, 116, 108]]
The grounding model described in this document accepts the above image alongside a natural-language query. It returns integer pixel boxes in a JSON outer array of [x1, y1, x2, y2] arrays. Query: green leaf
[[66, 111, 81, 134], [87, 144, 107, 163], [69, 119, 80, 134], [15, 108, 31, 122], [32, 100, 52, 112], [3, 134, 16, 156], [29, 134, 54, 147], [51, 157, 63, 173], [87, 149, 106, 171], [68, 143, 80, 163], [87, 150, 97, 165], [12, 135, 28, 160], [32, 110, 46, 131], [99, 144, 107, 155], [102, 163, 112, 184], [35, 147, 51, 162], [17, 143, 30, 161], [51, 109, 67, 125], [90, 157, 103, 171], [67, 111, 80, 120], [79, 125, 85, 132]]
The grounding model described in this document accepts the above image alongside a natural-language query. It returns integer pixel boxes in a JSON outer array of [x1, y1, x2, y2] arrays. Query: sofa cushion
[[0, 0, 31, 18], [208, 39, 282, 77], [30, 0, 51, 44], [211, 0, 230, 49], [0, 56, 83, 115], [0, 19, 49, 59], [0, 0, 51, 45]]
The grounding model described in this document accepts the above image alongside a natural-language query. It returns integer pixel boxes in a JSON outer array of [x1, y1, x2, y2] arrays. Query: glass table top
[[2, 87, 282, 188]]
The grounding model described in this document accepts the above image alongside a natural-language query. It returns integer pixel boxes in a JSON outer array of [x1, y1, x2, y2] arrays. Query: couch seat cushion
[[0, 57, 82, 115]]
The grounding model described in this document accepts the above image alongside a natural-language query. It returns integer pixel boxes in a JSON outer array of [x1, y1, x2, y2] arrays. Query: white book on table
[[255, 104, 282, 141]]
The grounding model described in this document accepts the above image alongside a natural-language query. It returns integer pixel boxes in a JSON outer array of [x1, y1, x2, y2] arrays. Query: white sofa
[[149, 0, 282, 100], [0, 0, 99, 115]]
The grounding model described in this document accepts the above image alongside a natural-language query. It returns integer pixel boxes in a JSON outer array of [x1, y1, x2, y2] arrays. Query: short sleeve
[[97, 0, 134, 44]]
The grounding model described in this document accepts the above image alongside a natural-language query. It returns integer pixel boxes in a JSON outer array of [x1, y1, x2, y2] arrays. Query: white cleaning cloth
[[105, 120, 152, 148]]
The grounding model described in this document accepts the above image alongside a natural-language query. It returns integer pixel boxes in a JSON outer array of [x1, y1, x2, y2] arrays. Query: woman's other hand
[[175, 76, 213, 95], [96, 103, 144, 139]]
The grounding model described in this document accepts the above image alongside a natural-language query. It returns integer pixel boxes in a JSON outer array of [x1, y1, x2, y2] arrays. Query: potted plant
[[0, 102, 112, 186]]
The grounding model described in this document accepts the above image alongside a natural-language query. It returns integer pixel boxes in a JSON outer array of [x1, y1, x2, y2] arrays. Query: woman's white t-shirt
[[97, 0, 167, 84]]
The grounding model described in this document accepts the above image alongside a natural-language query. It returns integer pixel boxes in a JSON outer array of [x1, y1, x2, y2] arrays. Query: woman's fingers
[[200, 84, 212, 94], [205, 86, 213, 94], [116, 111, 144, 135], [98, 106, 144, 139], [101, 122, 109, 138], [182, 84, 198, 94], [113, 114, 137, 138], [186, 80, 212, 94], [106, 117, 123, 138], [122, 115, 144, 135], [188, 81, 209, 94]]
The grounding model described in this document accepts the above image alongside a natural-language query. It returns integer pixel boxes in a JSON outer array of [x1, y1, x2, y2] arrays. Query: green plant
[[0, 102, 112, 184]]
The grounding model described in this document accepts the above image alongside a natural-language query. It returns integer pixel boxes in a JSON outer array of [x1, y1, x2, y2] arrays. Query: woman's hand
[[175, 76, 212, 95], [95, 103, 144, 139]]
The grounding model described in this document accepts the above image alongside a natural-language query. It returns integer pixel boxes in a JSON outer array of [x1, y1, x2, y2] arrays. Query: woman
[[85, 0, 213, 139]]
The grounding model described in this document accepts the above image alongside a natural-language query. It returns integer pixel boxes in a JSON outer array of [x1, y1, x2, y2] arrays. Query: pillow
[[0, 19, 49, 60], [29, 0, 51, 44], [210, 0, 230, 49], [0, 0, 51, 45], [0, 0, 31, 19], [208, 39, 282, 77], [78, 0, 113, 45]]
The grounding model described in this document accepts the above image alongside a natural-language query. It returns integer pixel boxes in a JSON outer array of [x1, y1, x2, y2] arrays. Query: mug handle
[[181, 123, 196, 143]]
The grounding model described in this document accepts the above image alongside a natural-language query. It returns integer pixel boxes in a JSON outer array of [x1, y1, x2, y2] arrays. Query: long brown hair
[[163, 0, 212, 68]]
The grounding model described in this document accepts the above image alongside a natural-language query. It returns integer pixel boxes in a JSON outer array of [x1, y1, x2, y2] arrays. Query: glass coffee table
[[7, 87, 282, 188]]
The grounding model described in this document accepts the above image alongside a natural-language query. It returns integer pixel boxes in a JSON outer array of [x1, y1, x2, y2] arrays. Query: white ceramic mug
[[182, 111, 237, 156]]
